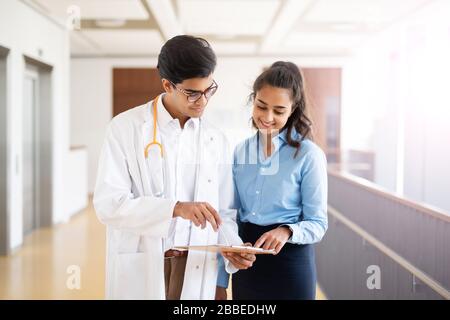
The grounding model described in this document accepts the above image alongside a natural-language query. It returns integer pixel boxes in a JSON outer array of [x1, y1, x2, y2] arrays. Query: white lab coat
[[93, 99, 241, 300]]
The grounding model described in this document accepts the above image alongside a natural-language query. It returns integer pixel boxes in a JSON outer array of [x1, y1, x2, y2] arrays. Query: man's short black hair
[[157, 35, 217, 84]]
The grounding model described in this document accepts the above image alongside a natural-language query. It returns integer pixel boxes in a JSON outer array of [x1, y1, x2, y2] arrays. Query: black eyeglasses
[[169, 80, 218, 103]]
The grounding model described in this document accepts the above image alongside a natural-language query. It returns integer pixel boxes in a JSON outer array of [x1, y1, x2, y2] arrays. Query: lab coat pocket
[[113, 252, 149, 300], [117, 231, 140, 253]]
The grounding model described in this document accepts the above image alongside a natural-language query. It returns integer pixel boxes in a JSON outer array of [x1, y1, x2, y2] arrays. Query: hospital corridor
[[1, 0, 450, 302], [0, 199, 325, 300]]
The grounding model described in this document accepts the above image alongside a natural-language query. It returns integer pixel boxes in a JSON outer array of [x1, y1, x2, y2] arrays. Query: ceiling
[[27, 0, 435, 57]]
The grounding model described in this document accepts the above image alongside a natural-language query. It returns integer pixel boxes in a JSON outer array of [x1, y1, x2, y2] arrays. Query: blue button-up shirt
[[217, 129, 328, 288]]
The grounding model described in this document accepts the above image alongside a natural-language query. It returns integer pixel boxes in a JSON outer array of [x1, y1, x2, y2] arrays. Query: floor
[[0, 201, 105, 299], [0, 201, 326, 300]]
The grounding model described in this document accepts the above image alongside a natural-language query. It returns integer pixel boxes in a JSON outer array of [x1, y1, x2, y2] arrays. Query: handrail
[[328, 168, 450, 223], [328, 204, 450, 300]]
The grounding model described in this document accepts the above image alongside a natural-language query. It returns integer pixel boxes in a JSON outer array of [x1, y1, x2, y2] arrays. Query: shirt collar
[[156, 94, 199, 129], [256, 128, 291, 145], [278, 127, 301, 143], [186, 116, 200, 129], [254, 128, 301, 156], [278, 128, 289, 143]]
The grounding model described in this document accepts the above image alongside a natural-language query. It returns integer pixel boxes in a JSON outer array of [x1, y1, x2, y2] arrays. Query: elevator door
[[23, 70, 38, 236]]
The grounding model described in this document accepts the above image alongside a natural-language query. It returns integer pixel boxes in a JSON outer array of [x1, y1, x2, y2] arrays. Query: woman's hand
[[254, 226, 292, 254], [221, 243, 256, 270], [215, 286, 227, 300]]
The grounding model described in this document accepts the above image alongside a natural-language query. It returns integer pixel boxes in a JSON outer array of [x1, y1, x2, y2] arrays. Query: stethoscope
[[144, 94, 203, 199], [144, 95, 164, 159]]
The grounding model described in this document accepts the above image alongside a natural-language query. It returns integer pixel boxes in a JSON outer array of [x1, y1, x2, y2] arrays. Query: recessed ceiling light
[[95, 19, 127, 28]]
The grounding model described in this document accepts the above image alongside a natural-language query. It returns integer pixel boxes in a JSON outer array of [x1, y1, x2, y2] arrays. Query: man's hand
[[173, 202, 222, 231], [215, 286, 227, 300], [221, 242, 256, 269], [254, 226, 292, 254]]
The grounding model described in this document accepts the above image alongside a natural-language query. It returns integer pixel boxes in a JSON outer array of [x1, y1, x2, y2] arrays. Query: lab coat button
[[256, 190, 260, 194], [208, 179, 212, 183], [251, 212, 256, 216], [196, 265, 200, 269]]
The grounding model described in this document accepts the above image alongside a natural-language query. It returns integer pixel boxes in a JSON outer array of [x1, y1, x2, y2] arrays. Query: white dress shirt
[[156, 95, 200, 250]]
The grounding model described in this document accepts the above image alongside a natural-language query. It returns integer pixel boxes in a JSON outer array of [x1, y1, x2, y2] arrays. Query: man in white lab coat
[[93, 35, 255, 300]]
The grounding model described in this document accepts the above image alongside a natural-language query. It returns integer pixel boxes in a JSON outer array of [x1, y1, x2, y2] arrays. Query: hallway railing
[[316, 170, 450, 299]]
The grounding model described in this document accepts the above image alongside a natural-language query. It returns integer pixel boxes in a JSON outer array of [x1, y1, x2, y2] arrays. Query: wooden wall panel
[[302, 68, 342, 163], [113, 68, 164, 117]]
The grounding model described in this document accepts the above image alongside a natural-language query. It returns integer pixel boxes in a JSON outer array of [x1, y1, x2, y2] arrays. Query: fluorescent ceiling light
[[95, 19, 127, 28]]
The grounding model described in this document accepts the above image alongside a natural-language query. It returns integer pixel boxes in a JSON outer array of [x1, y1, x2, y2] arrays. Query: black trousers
[[232, 222, 316, 300]]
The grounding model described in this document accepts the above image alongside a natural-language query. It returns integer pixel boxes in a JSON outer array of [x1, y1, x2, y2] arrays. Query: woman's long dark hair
[[250, 61, 313, 157]]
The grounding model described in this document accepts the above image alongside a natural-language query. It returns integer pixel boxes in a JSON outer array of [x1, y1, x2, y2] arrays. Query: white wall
[[0, 0, 71, 250], [66, 148, 88, 217], [71, 56, 347, 193], [341, 0, 450, 213], [341, 28, 405, 193]]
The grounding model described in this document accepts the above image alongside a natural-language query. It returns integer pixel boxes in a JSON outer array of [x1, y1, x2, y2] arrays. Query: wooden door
[[302, 68, 342, 164], [113, 68, 164, 117]]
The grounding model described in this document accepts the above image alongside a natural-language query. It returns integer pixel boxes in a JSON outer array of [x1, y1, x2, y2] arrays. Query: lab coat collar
[[156, 94, 175, 129]]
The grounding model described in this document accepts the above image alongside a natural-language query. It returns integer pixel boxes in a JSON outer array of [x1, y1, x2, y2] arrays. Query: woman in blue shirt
[[217, 61, 328, 300]]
